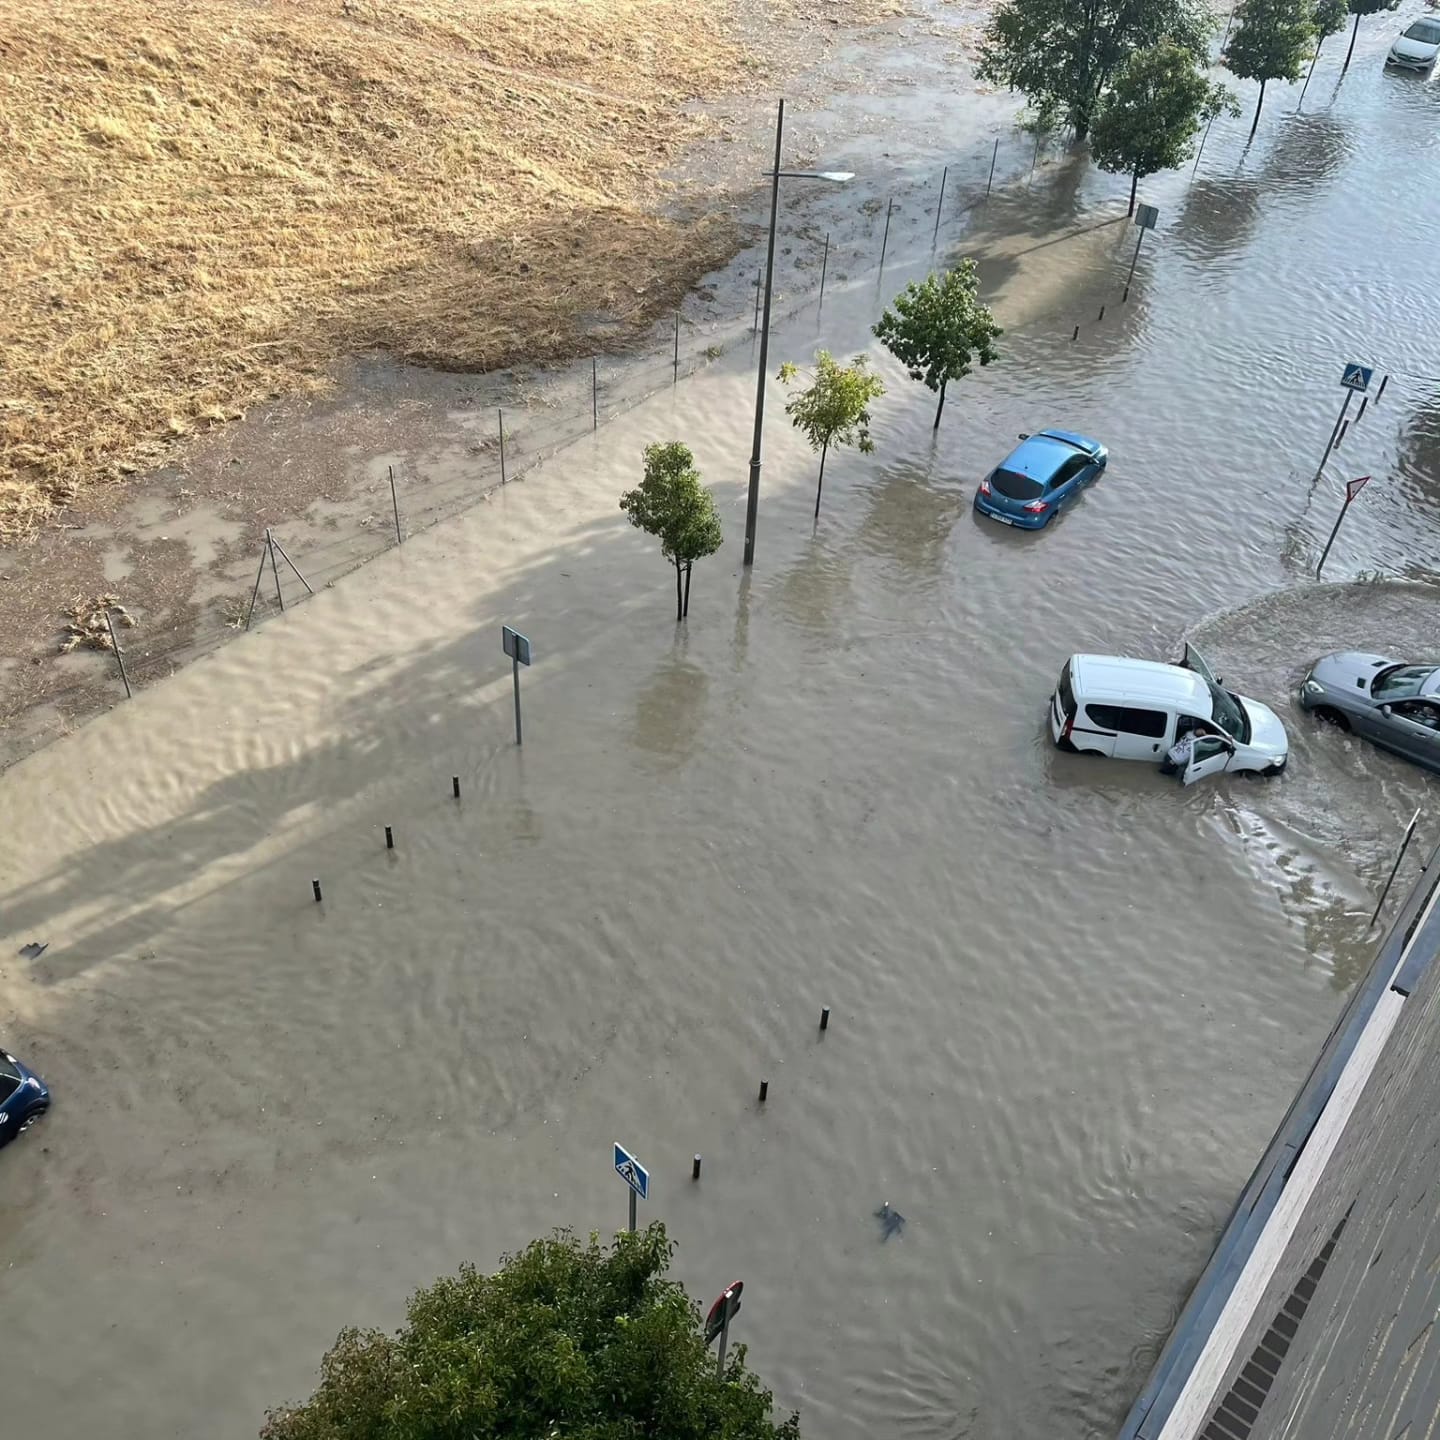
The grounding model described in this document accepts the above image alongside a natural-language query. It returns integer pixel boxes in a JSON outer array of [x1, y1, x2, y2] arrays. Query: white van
[[1049, 646, 1289, 784]]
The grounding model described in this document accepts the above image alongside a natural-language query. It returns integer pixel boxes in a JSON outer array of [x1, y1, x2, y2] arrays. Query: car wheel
[[16, 1105, 47, 1137], [1314, 706, 1351, 732]]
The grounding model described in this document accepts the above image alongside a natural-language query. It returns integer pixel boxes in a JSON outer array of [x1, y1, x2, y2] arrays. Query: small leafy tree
[[620, 442, 723, 621], [872, 262, 1001, 431], [1225, 0, 1316, 138], [1343, 0, 1399, 70], [1091, 44, 1236, 213], [977, 0, 1214, 140], [1300, 0, 1350, 98], [777, 351, 885, 519], [262, 1225, 800, 1440]]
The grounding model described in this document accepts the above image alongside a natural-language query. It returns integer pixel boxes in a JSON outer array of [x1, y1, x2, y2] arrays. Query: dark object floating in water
[[874, 1201, 906, 1241], [19, 942, 49, 960]]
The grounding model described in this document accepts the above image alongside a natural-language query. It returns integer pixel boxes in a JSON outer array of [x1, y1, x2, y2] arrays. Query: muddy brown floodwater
[[3, 6, 1440, 1440]]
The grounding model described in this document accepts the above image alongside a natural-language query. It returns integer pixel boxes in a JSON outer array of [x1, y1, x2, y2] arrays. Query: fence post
[[673, 312, 680, 384], [498, 409, 507, 484], [985, 137, 999, 197], [388, 465, 403, 545], [592, 357, 598, 431], [104, 607, 132, 699]]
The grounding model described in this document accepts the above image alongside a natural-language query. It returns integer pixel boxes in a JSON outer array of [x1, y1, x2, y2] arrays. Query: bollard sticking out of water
[[385, 825, 394, 850], [692, 1154, 702, 1181], [312, 879, 323, 903], [758, 1079, 769, 1103], [820, 1006, 831, 1031], [452, 776, 460, 799]]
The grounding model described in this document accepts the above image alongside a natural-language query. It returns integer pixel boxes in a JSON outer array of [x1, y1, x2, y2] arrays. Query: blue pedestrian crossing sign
[[614, 1142, 649, 1200], [1341, 363, 1373, 393]]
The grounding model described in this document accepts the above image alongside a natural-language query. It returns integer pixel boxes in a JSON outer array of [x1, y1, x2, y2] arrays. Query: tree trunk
[[933, 379, 947, 431], [1343, 12, 1360, 72], [1249, 79, 1266, 141], [674, 559, 683, 622], [683, 562, 693, 618], [1128, 169, 1138, 216], [814, 440, 829, 519], [1299, 35, 1325, 107]]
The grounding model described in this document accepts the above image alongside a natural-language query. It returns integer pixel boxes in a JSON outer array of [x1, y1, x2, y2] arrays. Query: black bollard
[[1072, 325, 1079, 342], [1376, 373, 1389, 402], [820, 1006, 831, 1031], [385, 826, 394, 850], [452, 776, 460, 798], [692, 1154, 702, 1180], [758, 1079, 769, 1103], [312, 879, 323, 903], [1097, 304, 1106, 322]]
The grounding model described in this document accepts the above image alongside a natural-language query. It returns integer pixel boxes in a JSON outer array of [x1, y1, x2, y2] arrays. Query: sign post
[[704, 1281, 744, 1379], [1315, 475, 1370, 579], [502, 626, 532, 745], [613, 1141, 649, 1234], [1315, 363, 1373, 481], [1124, 204, 1158, 301]]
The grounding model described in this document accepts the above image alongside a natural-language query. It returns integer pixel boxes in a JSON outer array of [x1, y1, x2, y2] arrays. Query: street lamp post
[[742, 98, 853, 567]]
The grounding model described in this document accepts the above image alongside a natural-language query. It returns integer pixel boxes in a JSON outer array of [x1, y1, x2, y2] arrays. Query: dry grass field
[[0, 0, 778, 539]]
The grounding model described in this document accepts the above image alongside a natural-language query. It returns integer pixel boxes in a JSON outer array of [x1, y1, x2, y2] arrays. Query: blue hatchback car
[[974, 428, 1108, 528], [0, 1047, 50, 1148]]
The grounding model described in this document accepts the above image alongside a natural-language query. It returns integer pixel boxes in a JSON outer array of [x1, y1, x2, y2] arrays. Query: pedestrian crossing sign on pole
[[614, 1141, 649, 1233], [1341, 362, 1373, 392]]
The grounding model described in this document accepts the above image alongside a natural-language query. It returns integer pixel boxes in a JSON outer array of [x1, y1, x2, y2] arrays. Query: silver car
[[1299, 653, 1440, 774]]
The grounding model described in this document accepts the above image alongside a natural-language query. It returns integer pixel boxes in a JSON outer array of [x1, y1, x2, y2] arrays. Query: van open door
[[1183, 732, 1236, 786], [1180, 642, 1221, 688]]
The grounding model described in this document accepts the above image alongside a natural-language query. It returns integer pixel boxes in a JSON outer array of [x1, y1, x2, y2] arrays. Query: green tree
[[872, 262, 1001, 431], [262, 1225, 799, 1440], [1343, 0, 1399, 70], [1225, 0, 1316, 138], [777, 351, 885, 519], [1091, 44, 1236, 213], [1300, 0, 1350, 98], [977, 0, 1215, 140], [620, 442, 723, 621]]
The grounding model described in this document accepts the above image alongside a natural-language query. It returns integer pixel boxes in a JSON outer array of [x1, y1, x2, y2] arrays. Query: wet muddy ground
[[3, 4, 1440, 1439]]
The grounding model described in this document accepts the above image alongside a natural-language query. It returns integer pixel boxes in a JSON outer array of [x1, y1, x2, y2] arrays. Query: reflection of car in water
[[973, 428, 1107, 529], [0, 1047, 50, 1148], [1300, 653, 1440, 775], [1049, 644, 1289, 785], [1386, 17, 1440, 69]]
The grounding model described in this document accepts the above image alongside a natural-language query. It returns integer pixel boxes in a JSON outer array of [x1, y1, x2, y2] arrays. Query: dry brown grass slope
[[0, 0, 762, 540]]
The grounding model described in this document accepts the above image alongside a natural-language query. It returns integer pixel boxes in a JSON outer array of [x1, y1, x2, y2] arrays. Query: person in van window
[[1162, 719, 1215, 776]]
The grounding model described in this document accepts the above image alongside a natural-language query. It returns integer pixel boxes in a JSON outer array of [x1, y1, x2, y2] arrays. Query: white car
[[1386, 17, 1440, 69], [1049, 645, 1289, 784]]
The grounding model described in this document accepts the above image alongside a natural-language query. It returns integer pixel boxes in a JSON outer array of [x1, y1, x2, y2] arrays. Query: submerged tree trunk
[[683, 562, 692, 618], [1128, 169, 1138, 216], [814, 440, 829, 519], [674, 559, 683, 621], [933, 379, 947, 430], [1343, 12, 1360, 71], [1299, 34, 1325, 106], [1249, 78, 1266, 140]]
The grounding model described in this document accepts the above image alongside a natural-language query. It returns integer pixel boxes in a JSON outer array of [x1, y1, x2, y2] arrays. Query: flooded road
[[3, 11, 1440, 1440]]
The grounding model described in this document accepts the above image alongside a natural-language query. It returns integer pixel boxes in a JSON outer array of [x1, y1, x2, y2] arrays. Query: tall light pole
[[742, 98, 853, 567]]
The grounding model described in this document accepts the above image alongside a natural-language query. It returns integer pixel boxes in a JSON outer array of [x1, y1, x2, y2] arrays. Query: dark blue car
[[974, 428, 1108, 529], [0, 1048, 50, 1148]]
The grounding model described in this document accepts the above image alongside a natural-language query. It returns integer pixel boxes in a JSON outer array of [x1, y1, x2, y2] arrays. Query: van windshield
[[1208, 683, 1250, 742]]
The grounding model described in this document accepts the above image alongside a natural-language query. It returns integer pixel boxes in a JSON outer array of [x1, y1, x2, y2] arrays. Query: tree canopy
[[620, 442, 723, 619], [1225, 0, 1315, 136], [1313, 0, 1349, 38], [977, 0, 1215, 139], [872, 262, 1001, 431], [1091, 44, 1236, 212], [778, 351, 885, 517], [262, 1225, 800, 1440]]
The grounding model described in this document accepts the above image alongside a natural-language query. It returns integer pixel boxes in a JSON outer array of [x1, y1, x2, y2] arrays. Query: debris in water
[[19, 941, 49, 960], [59, 594, 136, 654], [874, 1201, 906, 1241]]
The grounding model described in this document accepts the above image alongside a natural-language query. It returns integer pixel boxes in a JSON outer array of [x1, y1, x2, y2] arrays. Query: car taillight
[[1024, 499, 1049, 513], [1061, 709, 1074, 740], [979, 478, 991, 495]]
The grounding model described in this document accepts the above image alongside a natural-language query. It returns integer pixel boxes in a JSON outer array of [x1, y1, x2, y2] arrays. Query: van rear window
[[991, 468, 1044, 500], [1057, 661, 1076, 716]]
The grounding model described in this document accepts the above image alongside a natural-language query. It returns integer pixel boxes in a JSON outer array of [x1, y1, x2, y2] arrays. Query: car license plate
[[993, 514, 1014, 525]]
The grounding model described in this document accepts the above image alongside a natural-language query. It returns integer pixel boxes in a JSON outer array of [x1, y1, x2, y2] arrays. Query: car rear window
[[0, 1056, 19, 1082], [0, 1074, 17, 1104], [990, 468, 1044, 500], [1057, 661, 1076, 716]]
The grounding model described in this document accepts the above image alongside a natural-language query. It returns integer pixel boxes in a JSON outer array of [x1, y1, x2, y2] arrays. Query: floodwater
[[3, 13, 1440, 1440]]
